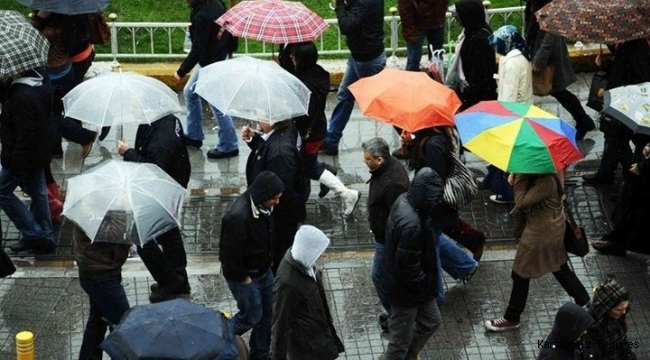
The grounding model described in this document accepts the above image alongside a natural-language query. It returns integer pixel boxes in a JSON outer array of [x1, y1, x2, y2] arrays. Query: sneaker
[[484, 317, 520, 332], [183, 137, 203, 149], [459, 264, 478, 284], [489, 194, 514, 204], [206, 148, 239, 159]]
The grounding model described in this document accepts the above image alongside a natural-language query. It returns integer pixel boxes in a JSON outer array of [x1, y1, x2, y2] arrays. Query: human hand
[[241, 126, 254, 141], [507, 173, 516, 186], [242, 276, 252, 285], [630, 163, 640, 175], [595, 54, 602, 67], [117, 139, 130, 156], [174, 72, 182, 81], [532, 63, 542, 73], [643, 143, 650, 159]]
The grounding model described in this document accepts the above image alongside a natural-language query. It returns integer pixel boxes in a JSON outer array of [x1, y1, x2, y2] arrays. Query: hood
[[489, 25, 530, 60], [547, 303, 594, 343], [247, 171, 284, 205], [290, 225, 330, 278], [407, 167, 444, 215], [455, 0, 488, 34], [588, 278, 629, 321]]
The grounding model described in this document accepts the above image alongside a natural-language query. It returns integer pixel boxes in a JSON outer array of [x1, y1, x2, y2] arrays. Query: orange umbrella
[[348, 68, 462, 133]]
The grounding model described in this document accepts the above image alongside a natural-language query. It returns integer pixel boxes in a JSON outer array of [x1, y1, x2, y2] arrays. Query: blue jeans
[[0, 168, 54, 242], [435, 232, 478, 304], [405, 27, 445, 71], [324, 52, 386, 148], [372, 241, 391, 315], [78, 274, 130, 360], [227, 268, 274, 360], [183, 66, 238, 152]]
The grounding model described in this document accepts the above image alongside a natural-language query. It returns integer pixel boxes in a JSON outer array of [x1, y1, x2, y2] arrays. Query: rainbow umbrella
[[455, 101, 583, 174]]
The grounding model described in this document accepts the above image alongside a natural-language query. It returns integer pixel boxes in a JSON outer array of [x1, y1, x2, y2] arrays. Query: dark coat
[[271, 251, 344, 360], [367, 156, 410, 242], [382, 168, 444, 307], [123, 115, 191, 188], [602, 39, 650, 90], [293, 64, 330, 142], [335, 0, 385, 62], [398, 0, 449, 42], [537, 303, 595, 360]]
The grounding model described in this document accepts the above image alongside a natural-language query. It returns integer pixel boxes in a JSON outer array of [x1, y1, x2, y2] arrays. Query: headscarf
[[489, 25, 531, 60]]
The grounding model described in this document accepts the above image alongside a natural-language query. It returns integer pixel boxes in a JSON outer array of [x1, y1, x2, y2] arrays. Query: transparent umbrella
[[62, 160, 186, 245], [195, 56, 311, 123]]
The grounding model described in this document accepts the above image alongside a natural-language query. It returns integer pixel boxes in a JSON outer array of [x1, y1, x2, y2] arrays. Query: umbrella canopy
[[536, 0, 650, 43], [195, 56, 311, 123], [62, 160, 186, 245], [15, 0, 111, 15], [603, 82, 650, 135], [455, 101, 583, 174], [0, 11, 49, 77], [348, 68, 462, 133], [216, 0, 328, 44], [101, 299, 239, 360], [62, 71, 182, 127]]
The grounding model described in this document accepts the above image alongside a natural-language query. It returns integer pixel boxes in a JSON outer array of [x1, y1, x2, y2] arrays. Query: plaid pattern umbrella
[[216, 0, 328, 44], [536, 0, 650, 43], [0, 11, 49, 77], [15, 0, 111, 15]]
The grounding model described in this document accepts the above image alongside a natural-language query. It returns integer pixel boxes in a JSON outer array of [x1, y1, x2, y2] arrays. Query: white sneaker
[[489, 194, 514, 204]]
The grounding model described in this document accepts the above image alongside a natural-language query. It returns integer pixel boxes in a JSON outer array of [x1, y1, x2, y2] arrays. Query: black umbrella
[[101, 299, 240, 360], [15, 0, 111, 15]]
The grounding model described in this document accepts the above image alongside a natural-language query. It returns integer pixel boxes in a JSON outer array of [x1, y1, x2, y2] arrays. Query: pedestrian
[[73, 212, 131, 360], [362, 137, 410, 332], [176, 0, 239, 160], [271, 225, 345, 360], [220, 171, 284, 360], [524, 0, 595, 141], [319, 0, 386, 156], [382, 167, 443, 359], [398, 0, 448, 71], [118, 114, 192, 303], [485, 173, 590, 331], [1, 68, 57, 255], [537, 303, 595, 360]]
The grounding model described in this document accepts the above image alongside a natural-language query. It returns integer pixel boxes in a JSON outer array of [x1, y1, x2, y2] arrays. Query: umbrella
[[0, 11, 49, 77], [62, 160, 186, 245], [195, 56, 311, 123], [455, 101, 583, 174], [603, 82, 650, 135], [14, 0, 111, 15], [216, 0, 328, 44], [62, 71, 182, 127], [101, 299, 240, 360], [348, 68, 462, 133], [536, 0, 650, 43]]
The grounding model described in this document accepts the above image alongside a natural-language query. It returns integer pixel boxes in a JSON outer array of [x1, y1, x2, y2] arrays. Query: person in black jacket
[[118, 114, 192, 303], [271, 225, 344, 360], [220, 171, 284, 360], [537, 303, 595, 360], [381, 167, 443, 360]]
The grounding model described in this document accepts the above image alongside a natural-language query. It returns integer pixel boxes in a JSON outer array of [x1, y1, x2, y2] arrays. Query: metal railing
[[98, 6, 525, 65]]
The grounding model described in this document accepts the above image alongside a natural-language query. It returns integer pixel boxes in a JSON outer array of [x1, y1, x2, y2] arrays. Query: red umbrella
[[216, 0, 328, 44]]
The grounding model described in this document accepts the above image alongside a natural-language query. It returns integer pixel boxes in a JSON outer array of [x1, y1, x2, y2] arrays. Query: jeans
[[323, 52, 386, 148], [385, 298, 441, 360], [434, 232, 478, 304], [78, 274, 130, 360], [227, 268, 274, 360], [372, 241, 391, 315], [405, 27, 444, 71], [0, 168, 54, 242], [183, 66, 238, 152], [137, 227, 188, 290]]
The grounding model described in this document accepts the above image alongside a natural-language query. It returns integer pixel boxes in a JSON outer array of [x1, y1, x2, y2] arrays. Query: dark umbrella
[[0, 10, 49, 77], [15, 0, 111, 15], [101, 299, 240, 360]]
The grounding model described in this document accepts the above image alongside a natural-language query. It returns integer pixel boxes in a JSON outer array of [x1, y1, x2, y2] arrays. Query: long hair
[[407, 126, 459, 171], [291, 42, 318, 74]]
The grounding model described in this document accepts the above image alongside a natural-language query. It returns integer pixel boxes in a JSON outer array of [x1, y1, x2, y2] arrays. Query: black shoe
[[319, 163, 337, 198], [9, 239, 31, 252], [183, 137, 203, 149], [150, 282, 158, 293], [29, 240, 56, 255], [98, 126, 111, 141], [379, 312, 389, 332], [149, 283, 191, 303], [319, 143, 338, 156], [582, 173, 614, 185], [150, 280, 189, 294], [592, 240, 626, 257], [576, 117, 596, 141], [206, 148, 239, 159]]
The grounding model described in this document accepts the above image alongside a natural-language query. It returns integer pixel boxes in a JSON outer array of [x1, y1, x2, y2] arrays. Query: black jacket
[[537, 303, 596, 360], [335, 0, 385, 62], [293, 64, 330, 142], [602, 39, 650, 90], [382, 168, 444, 307], [367, 156, 410, 242], [123, 115, 191, 188]]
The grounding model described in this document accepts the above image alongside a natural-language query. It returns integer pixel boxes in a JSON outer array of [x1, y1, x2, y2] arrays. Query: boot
[[318, 170, 360, 216], [46, 183, 63, 223], [318, 163, 337, 198]]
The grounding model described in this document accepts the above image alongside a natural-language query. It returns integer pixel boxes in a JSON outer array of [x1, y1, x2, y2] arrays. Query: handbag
[[552, 176, 589, 257], [87, 12, 111, 45], [443, 153, 479, 210], [532, 65, 554, 96], [586, 71, 607, 112]]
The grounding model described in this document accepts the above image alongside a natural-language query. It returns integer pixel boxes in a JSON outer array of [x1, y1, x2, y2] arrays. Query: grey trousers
[[384, 298, 441, 359]]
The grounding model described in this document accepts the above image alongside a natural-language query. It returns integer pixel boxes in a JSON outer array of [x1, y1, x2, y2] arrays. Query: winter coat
[[602, 39, 650, 90], [335, 0, 385, 62], [367, 156, 410, 242], [497, 49, 533, 103], [382, 167, 444, 307], [537, 303, 595, 360], [219, 171, 285, 282], [398, 0, 448, 43], [511, 174, 567, 279], [123, 115, 191, 188], [271, 226, 344, 360], [293, 63, 330, 142]]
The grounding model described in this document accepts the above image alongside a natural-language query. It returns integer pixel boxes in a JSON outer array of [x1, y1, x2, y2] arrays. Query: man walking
[[398, 0, 449, 71]]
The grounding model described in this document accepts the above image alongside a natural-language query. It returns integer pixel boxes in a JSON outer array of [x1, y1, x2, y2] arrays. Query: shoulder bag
[[586, 71, 607, 112], [552, 175, 589, 257], [442, 153, 479, 210], [532, 65, 554, 96]]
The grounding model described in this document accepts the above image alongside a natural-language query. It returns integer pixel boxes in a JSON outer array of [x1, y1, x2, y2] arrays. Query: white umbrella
[[62, 160, 186, 245], [62, 71, 182, 127], [604, 82, 650, 135], [195, 56, 311, 123]]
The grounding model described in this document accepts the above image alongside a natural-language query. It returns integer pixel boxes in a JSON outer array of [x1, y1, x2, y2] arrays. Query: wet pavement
[[1, 71, 649, 359]]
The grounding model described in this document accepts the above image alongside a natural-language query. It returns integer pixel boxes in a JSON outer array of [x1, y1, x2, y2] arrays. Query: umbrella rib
[[129, 185, 184, 226], [100, 78, 120, 127]]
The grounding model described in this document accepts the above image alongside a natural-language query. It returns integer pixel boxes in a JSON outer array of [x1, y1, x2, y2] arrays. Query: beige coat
[[497, 49, 533, 103], [511, 174, 567, 279]]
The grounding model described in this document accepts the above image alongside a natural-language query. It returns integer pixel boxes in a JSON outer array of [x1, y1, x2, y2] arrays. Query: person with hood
[[537, 303, 595, 360], [398, 0, 448, 71], [587, 279, 636, 360], [118, 114, 192, 303], [176, 0, 239, 160], [271, 225, 345, 360], [220, 171, 285, 360], [447, 0, 497, 111]]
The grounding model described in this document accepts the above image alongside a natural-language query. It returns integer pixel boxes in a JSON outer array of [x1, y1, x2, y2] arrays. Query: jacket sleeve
[[335, 0, 371, 35], [512, 175, 555, 211], [397, 0, 416, 43], [270, 283, 295, 360], [532, 31, 556, 68], [395, 226, 429, 292], [177, 15, 212, 77], [424, 137, 449, 179], [219, 218, 250, 282], [9, 92, 38, 175]]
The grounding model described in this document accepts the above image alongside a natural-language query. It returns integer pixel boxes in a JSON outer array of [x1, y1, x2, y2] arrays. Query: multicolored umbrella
[[216, 0, 328, 44], [0, 11, 49, 77], [603, 82, 650, 135], [455, 101, 583, 174]]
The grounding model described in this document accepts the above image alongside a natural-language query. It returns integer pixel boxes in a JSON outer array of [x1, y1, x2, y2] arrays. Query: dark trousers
[[596, 129, 633, 181], [504, 263, 589, 323], [385, 298, 441, 360], [137, 227, 188, 290], [56, 116, 97, 145], [550, 89, 592, 129]]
